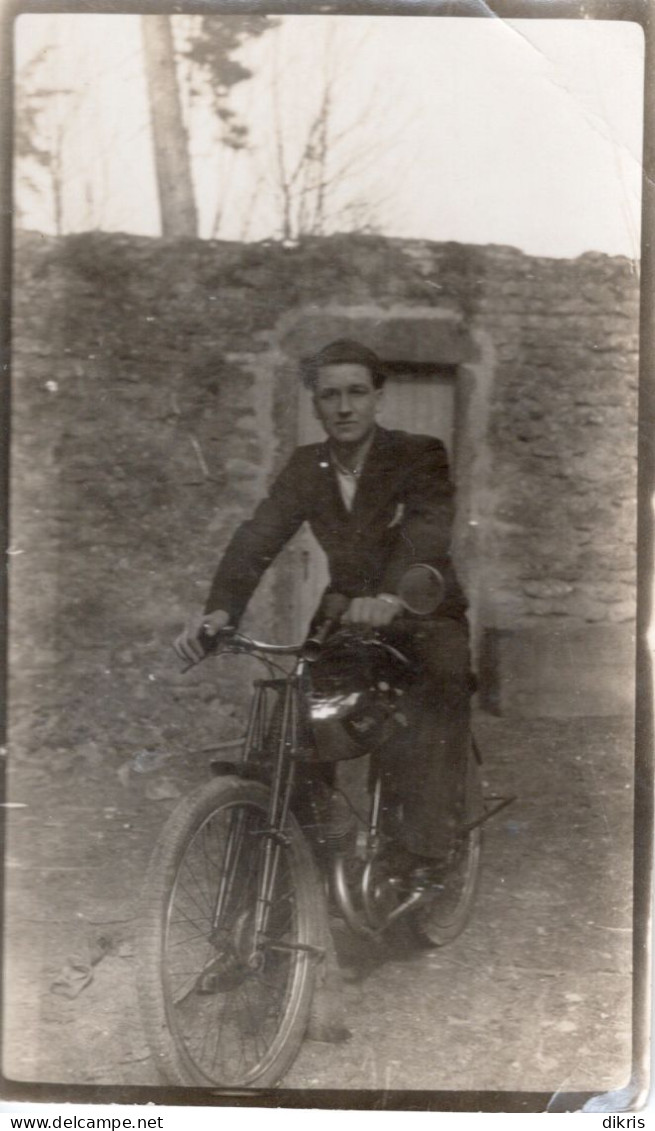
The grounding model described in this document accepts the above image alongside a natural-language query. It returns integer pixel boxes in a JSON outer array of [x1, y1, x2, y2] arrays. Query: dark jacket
[[205, 426, 467, 622]]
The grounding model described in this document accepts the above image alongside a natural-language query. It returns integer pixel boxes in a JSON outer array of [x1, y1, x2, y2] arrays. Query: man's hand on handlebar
[[342, 594, 403, 628], [173, 609, 231, 665], [174, 592, 403, 663]]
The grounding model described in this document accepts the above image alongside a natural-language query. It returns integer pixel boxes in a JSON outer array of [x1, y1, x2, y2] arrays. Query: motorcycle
[[136, 565, 512, 1088]]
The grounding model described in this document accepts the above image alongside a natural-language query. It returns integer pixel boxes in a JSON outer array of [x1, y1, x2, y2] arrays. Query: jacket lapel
[[314, 442, 351, 523], [350, 427, 398, 522]]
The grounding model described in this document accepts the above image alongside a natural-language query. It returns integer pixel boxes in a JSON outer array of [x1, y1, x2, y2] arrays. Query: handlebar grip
[[178, 624, 236, 671], [198, 623, 236, 654]]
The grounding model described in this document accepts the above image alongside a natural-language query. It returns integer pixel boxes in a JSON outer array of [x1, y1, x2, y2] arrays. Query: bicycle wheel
[[137, 776, 324, 1087], [409, 743, 483, 947]]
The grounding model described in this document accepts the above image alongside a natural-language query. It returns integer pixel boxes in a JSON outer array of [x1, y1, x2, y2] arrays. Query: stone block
[[478, 623, 636, 718], [522, 579, 575, 599], [586, 580, 635, 604]]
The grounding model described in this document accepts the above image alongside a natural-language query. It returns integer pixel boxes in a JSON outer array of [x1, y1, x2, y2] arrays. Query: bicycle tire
[[136, 776, 324, 1088], [409, 743, 483, 947]]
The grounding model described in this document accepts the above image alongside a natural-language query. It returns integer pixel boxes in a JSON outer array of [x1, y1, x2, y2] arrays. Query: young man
[[175, 338, 472, 882]]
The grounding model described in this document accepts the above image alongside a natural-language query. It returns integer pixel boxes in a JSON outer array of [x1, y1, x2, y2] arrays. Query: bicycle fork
[[211, 675, 302, 965]]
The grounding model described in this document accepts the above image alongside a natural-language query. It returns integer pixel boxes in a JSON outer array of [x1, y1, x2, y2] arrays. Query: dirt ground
[[4, 709, 635, 1103]]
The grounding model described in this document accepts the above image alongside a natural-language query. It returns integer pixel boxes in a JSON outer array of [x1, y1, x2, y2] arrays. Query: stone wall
[[472, 249, 638, 628], [9, 231, 638, 751], [462, 248, 639, 714]]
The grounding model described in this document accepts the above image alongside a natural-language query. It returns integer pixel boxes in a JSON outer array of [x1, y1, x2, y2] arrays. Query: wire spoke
[[161, 793, 306, 1084]]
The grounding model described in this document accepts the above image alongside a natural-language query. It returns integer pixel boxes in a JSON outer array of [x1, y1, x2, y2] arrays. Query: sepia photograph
[[3, 1, 650, 1110]]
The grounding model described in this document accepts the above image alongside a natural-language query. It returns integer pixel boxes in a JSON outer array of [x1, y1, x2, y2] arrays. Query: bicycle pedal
[[196, 971, 233, 994], [195, 956, 247, 994]]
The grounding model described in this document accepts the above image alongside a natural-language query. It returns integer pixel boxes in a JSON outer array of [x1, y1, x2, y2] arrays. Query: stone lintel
[[281, 310, 472, 366]]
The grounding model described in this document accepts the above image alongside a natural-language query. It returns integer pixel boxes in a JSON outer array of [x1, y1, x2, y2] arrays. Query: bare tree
[[14, 46, 80, 234], [141, 15, 197, 239], [14, 49, 49, 225], [268, 28, 389, 241]]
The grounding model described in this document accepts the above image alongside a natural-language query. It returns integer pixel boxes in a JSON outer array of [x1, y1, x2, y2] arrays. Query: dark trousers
[[379, 616, 472, 859]]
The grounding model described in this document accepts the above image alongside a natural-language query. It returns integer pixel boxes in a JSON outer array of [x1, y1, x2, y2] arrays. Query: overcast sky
[[15, 13, 645, 259]]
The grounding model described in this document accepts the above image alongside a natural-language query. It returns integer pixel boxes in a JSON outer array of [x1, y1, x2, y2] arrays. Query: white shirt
[[335, 468, 357, 511]]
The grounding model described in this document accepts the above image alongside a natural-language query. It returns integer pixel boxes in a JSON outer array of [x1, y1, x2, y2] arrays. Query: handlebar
[[199, 626, 308, 657], [196, 622, 415, 665]]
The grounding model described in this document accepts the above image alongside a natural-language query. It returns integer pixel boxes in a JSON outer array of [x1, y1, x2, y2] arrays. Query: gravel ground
[[4, 711, 636, 1105]]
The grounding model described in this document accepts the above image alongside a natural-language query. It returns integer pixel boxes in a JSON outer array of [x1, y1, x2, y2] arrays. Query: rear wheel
[[137, 777, 323, 1087], [409, 743, 483, 947]]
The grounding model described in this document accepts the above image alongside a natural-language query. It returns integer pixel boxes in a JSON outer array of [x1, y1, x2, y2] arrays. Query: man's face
[[312, 363, 382, 446]]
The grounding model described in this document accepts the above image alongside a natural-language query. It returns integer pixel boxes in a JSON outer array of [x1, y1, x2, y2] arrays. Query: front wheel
[[136, 777, 323, 1087], [409, 743, 483, 947]]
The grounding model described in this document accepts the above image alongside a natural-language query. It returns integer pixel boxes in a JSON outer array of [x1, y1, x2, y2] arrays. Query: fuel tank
[[303, 632, 416, 763]]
